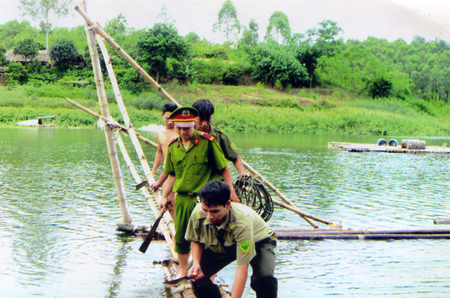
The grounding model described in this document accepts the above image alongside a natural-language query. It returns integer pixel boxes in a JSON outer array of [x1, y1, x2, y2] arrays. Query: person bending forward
[[186, 180, 277, 298]]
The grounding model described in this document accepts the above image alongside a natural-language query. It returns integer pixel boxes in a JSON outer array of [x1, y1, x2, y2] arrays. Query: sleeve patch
[[239, 241, 250, 254]]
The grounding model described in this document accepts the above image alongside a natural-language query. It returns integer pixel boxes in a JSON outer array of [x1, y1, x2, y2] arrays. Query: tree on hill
[[105, 14, 129, 39], [213, 0, 240, 53], [265, 11, 291, 44], [49, 39, 78, 72], [246, 43, 308, 89], [18, 0, 73, 50], [0, 42, 8, 66], [185, 32, 200, 44], [13, 38, 39, 62], [157, 4, 176, 26], [0, 20, 38, 49], [241, 18, 259, 46], [306, 20, 343, 57], [137, 23, 189, 83]]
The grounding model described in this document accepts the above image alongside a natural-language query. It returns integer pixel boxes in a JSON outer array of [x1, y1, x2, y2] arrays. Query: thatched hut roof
[[5, 50, 51, 63]]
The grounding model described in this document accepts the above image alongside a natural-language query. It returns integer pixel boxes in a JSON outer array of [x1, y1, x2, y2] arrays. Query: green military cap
[[169, 106, 199, 128]]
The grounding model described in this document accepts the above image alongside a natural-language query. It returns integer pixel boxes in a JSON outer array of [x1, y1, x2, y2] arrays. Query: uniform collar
[[180, 131, 201, 151], [208, 125, 217, 136], [202, 206, 232, 232]]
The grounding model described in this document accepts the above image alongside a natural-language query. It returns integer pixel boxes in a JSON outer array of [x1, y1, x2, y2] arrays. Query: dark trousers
[[192, 238, 277, 298]]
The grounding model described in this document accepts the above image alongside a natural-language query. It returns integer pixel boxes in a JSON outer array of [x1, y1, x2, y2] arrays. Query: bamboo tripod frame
[[74, 5, 335, 229], [81, 1, 131, 225], [79, 3, 197, 297]]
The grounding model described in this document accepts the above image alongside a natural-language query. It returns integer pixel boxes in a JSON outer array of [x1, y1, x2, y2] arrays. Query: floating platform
[[131, 227, 450, 241], [17, 115, 56, 127], [328, 142, 450, 154], [274, 228, 450, 240]]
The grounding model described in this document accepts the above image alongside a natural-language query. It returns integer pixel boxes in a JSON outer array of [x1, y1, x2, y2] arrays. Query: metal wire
[[233, 175, 274, 222]]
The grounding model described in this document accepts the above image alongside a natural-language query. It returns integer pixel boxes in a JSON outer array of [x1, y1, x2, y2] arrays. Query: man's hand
[[230, 189, 240, 203], [159, 197, 171, 211], [188, 263, 204, 280], [150, 180, 162, 192]]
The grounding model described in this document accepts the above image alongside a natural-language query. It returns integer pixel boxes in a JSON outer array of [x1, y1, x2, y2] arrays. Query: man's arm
[[231, 263, 249, 298], [220, 165, 240, 202], [151, 134, 164, 177], [159, 174, 175, 210], [188, 241, 205, 279], [233, 155, 247, 176], [150, 172, 168, 191]]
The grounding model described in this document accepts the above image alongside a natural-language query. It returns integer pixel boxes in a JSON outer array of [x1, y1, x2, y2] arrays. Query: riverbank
[[1, 83, 450, 136]]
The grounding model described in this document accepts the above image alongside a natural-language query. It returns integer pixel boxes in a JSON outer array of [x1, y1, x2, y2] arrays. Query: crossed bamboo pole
[[95, 33, 176, 241], [81, 1, 131, 224], [74, 6, 334, 228]]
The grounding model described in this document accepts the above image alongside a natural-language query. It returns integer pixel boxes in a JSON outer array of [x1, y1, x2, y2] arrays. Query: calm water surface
[[1, 127, 450, 297]]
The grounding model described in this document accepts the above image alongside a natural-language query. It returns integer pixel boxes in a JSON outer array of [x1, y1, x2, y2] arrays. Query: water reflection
[[1, 128, 450, 297]]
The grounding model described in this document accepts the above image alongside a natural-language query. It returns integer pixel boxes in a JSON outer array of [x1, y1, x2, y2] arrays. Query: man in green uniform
[[192, 99, 246, 175], [159, 106, 239, 278], [186, 180, 277, 298]]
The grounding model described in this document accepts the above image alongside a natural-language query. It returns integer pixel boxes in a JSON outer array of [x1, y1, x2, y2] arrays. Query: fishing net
[[233, 175, 274, 222]]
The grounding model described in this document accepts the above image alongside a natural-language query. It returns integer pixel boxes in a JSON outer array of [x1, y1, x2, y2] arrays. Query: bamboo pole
[[115, 132, 176, 257], [243, 160, 333, 226], [276, 234, 450, 240], [74, 6, 334, 228], [274, 228, 450, 235], [272, 198, 332, 225], [74, 6, 180, 107], [64, 97, 157, 148], [434, 219, 450, 225], [81, 1, 131, 224], [96, 35, 161, 203]]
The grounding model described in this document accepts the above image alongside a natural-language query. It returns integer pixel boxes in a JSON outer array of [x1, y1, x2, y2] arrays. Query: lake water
[[1, 127, 450, 297]]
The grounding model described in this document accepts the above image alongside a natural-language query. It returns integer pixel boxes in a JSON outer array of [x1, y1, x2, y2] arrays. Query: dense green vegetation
[[1, 1, 450, 136], [1, 83, 450, 136]]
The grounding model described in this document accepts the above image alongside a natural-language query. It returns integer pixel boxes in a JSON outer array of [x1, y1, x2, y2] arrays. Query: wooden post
[[96, 35, 161, 203], [82, 1, 131, 224]]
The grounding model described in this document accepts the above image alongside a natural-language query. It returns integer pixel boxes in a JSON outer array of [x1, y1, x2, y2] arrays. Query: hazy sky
[[1, 0, 449, 44]]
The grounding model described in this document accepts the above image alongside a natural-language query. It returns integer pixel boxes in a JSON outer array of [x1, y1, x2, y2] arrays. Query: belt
[[177, 192, 195, 196]]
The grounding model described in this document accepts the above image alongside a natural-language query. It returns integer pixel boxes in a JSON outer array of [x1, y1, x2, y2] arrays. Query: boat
[[17, 115, 57, 127]]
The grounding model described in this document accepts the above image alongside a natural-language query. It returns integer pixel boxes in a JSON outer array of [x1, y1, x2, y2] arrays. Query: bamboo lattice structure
[[74, 5, 334, 229]]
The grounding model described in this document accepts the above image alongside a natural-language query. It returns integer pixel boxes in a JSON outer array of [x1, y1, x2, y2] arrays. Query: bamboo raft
[[274, 228, 450, 240], [328, 142, 450, 154], [132, 228, 450, 241]]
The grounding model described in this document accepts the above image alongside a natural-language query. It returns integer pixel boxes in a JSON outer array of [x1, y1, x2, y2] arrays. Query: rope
[[233, 175, 274, 222]]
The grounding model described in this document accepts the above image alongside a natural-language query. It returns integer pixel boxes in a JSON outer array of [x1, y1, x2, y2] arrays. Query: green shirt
[[186, 202, 277, 265], [209, 125, 239, 162], [164, 130, 228, 193]]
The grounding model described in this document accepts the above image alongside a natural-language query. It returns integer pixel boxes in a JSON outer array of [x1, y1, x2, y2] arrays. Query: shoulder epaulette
[[212, 126, 224, 135], [200, 133, 216, 142], [168, 137, 178, 146]]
